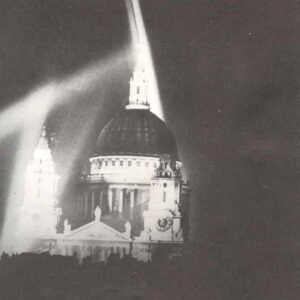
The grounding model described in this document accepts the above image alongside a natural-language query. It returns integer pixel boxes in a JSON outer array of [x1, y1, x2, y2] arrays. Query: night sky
[[0, 0, 299, 252]]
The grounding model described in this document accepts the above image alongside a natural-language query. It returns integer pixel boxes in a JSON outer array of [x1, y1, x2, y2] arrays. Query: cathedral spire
[[126, 44, 150, 110], [15, 124, 61, 249], [37, 125, 49, 150], [26, 125, 57, 195]]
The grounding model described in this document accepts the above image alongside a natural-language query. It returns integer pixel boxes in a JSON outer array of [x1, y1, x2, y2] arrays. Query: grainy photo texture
[[0, 1, 299, 299]]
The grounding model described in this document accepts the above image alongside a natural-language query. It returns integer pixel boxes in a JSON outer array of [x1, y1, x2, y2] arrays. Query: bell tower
[[138, 154, 184, 242], [16, 126, 61, 249]]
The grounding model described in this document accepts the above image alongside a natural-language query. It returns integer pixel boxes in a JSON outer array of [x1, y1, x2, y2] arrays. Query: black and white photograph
[[0, 1, 299, 299]]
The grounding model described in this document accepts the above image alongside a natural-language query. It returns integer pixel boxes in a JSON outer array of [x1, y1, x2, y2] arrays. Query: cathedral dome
[[96, 108, 178, 159]]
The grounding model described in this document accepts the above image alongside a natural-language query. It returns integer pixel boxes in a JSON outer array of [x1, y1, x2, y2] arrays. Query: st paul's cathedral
[[14, 53, 190, 262]]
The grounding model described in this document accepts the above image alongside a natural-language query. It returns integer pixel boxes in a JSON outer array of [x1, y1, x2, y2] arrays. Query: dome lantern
[[96, 46, 178, 160], [126, 44, 150, 110]]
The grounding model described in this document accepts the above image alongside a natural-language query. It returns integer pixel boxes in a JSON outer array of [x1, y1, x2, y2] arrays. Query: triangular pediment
[[63, 220, 131, 242]]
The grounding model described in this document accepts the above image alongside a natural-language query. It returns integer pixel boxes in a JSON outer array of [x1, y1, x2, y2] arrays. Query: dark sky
[[0, 0, 299, 249]]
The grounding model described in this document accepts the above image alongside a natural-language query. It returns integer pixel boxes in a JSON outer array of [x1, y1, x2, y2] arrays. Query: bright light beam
[[0, 50, 129, 252], [0, 49, 128, 141], [126, 0, 164, 120], [0, 84, 56, 140]]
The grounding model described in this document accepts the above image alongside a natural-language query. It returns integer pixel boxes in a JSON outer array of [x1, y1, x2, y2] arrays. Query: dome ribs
[[96, 109, 178, 159]]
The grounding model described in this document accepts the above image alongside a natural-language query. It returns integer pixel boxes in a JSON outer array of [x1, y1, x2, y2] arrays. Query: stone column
[[77, 196, 81, 214], [84, 191, 88, 217], [130, 190, 135, 208], [80, 196, 84, 215], [141, 190, 146, 203], [99, 190, 103, 210], [91, 191, 95, 217], [118, 189, 123, 213], [77, 197, 80, 213], [108, 188, 113, 211]]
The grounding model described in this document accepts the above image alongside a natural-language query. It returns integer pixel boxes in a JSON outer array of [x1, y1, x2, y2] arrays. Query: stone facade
[[14, 51, 190, 262], [15, 126, 61, 253]]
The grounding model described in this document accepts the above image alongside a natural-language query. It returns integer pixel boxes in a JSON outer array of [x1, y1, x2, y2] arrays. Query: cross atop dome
[[126, 44, 150, 110]]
